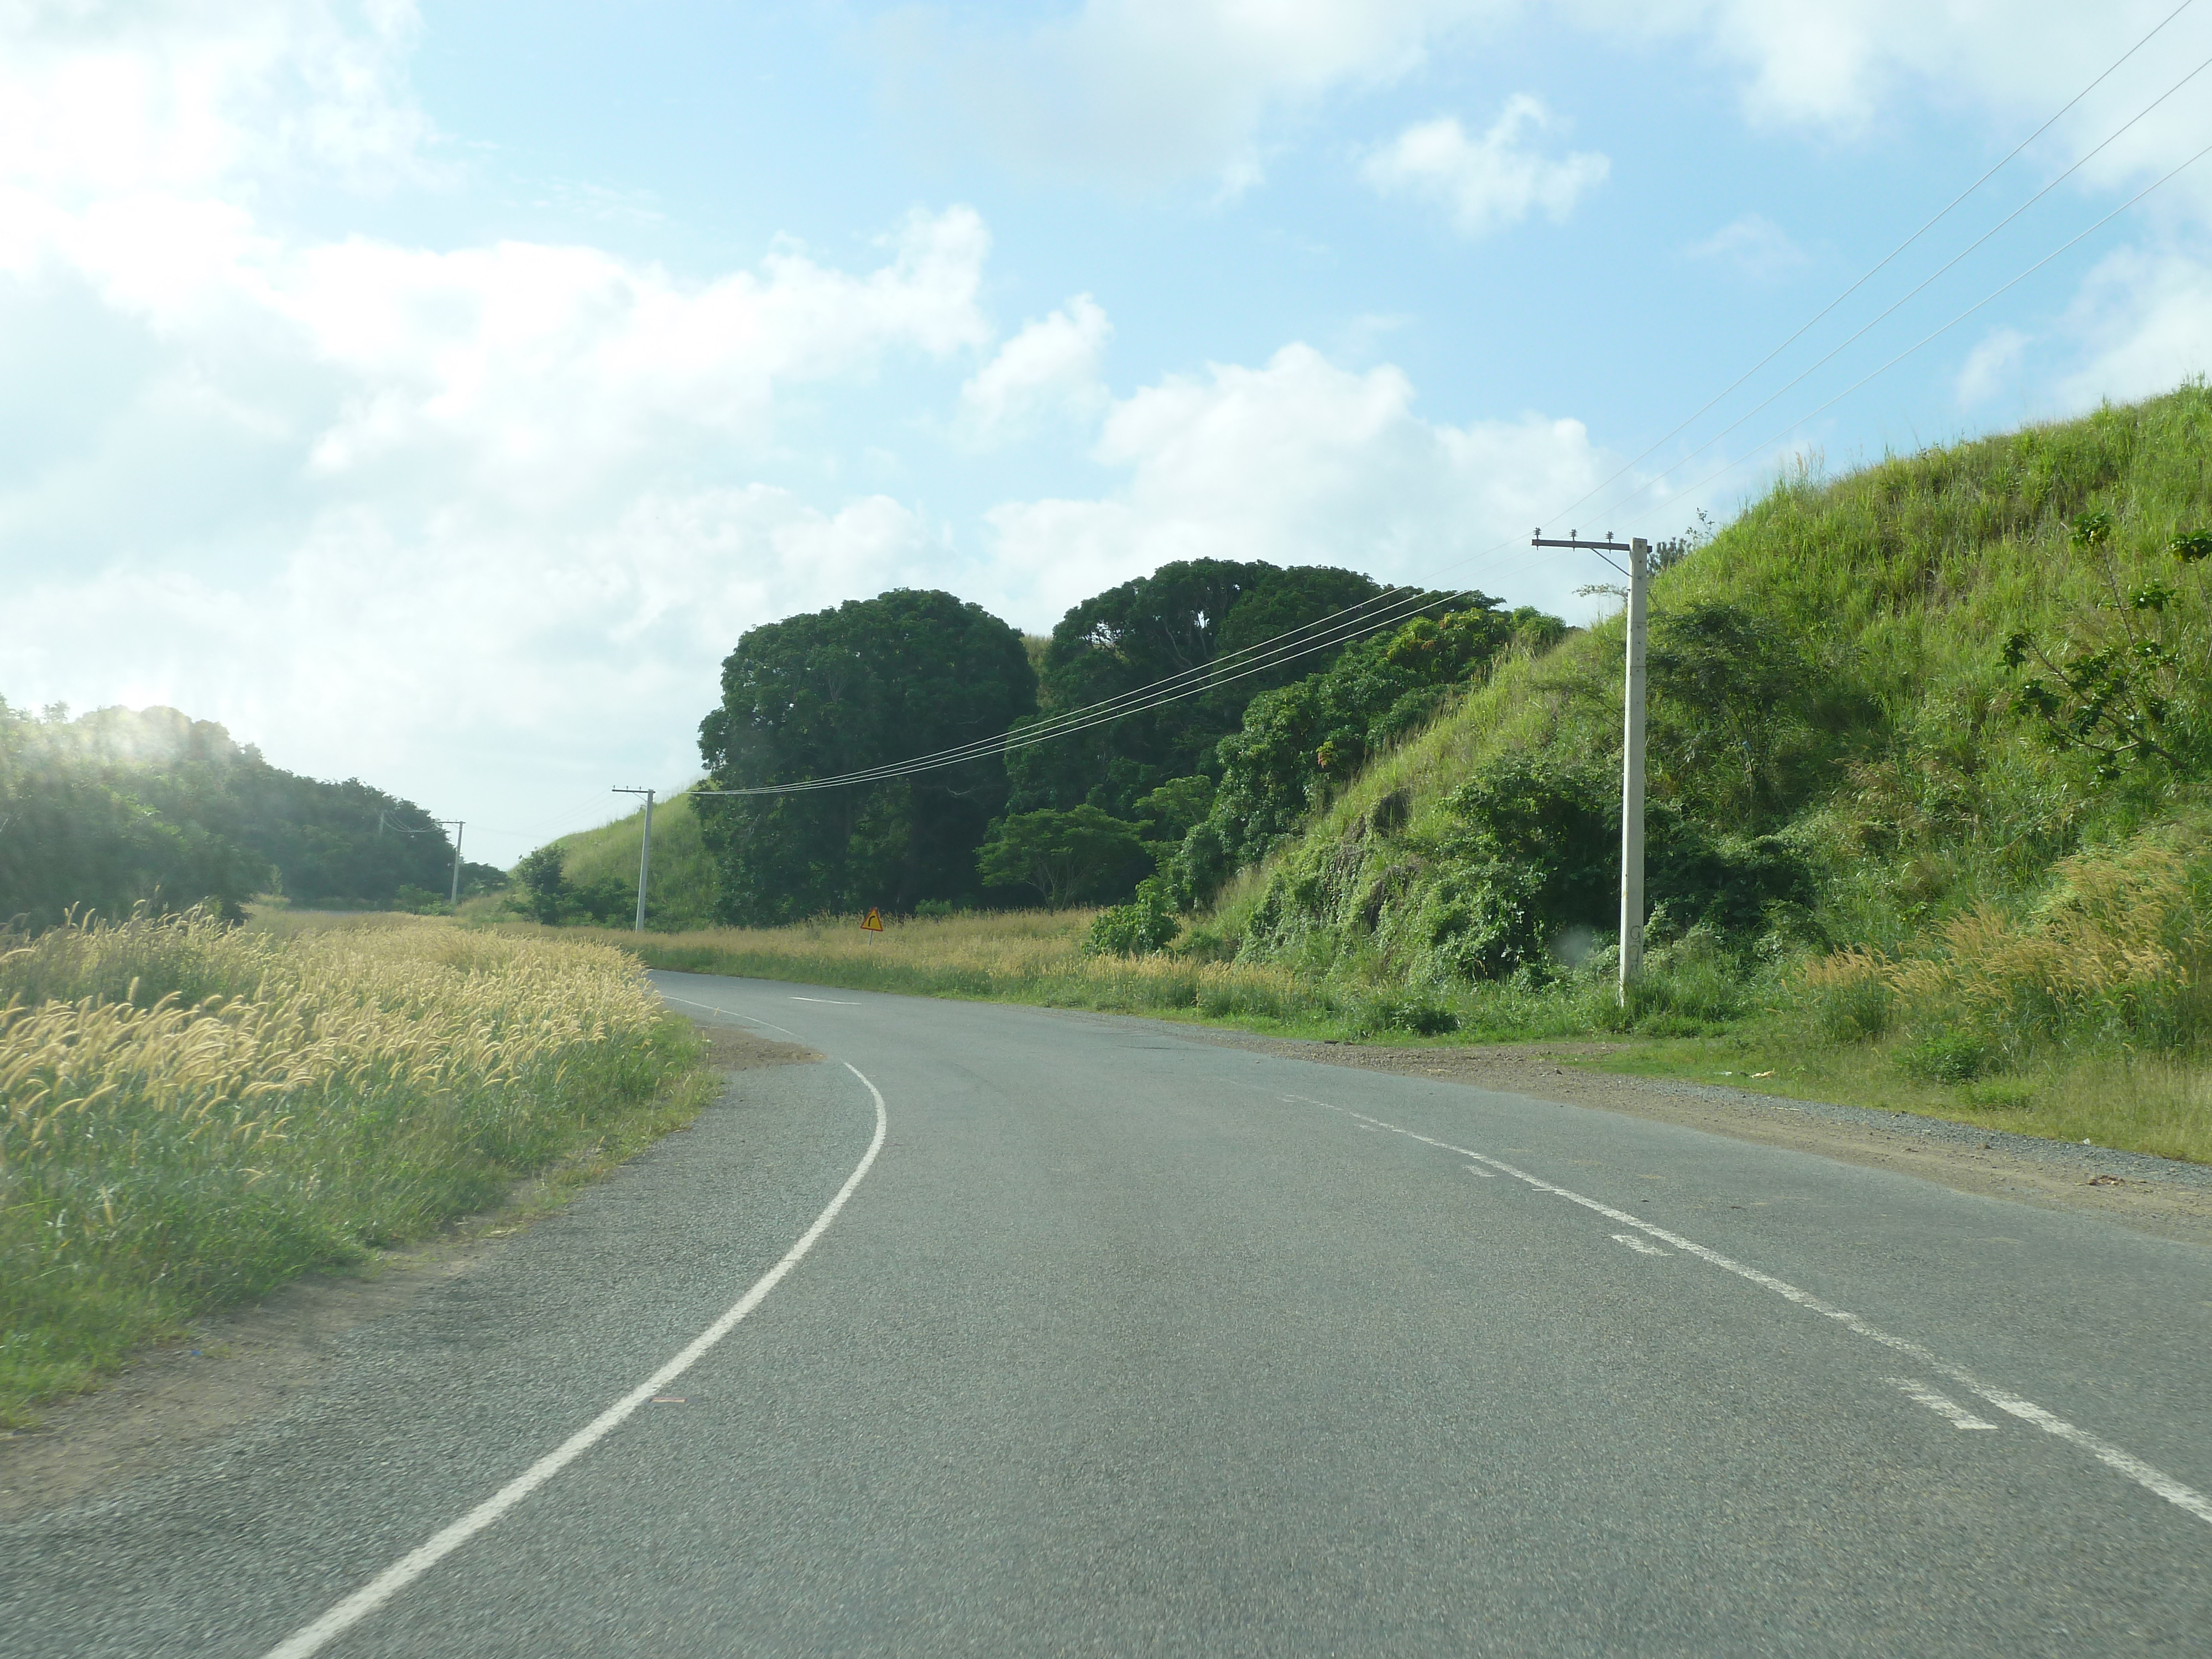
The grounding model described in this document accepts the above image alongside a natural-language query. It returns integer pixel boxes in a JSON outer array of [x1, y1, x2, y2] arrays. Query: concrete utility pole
[[612, 787, 655, 933], [1619, 539, 1650, 999], [440, 821, 466, 910], [1532, 530, 1651, 1006]]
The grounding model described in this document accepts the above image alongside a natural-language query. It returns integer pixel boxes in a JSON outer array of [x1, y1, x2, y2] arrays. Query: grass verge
[[514, 912, 1360, 1035], [523, 906, 2212, 1167], [1582, 1035, 2212, 1165], [1, 909, 711, 1428]]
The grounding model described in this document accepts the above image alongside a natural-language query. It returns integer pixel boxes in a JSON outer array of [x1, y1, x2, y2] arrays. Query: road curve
[[6, 972, 2209, 1657]]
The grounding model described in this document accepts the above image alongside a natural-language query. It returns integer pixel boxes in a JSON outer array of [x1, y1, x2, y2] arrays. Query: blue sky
[[7, 1, 2212, 863]]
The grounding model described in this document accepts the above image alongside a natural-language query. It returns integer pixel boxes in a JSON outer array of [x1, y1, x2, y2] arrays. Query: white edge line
[[656, 988, 806, 1041], [260, 1062, 890, 1659], [1297, 1095, 2212, 1530]]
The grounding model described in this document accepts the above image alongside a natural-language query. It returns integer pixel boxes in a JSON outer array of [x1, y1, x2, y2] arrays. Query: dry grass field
[[0, 909, 707, 1425], [530, 908, 1352, 1030]]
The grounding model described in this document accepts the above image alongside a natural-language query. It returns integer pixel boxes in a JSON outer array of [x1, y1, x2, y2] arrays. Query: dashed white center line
[[1279, 1091, 2212, 1530], [1611, 1232, 1670, 1256], [1887, 1378, 2000, 1430], [1463, 1164, 1498, 1178]]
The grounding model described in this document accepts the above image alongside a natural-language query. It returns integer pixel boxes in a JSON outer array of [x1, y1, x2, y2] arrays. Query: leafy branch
[[2000, 512, 2209, 779]]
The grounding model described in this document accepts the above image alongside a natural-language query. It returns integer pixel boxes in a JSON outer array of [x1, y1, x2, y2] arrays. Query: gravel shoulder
[[1126, 1020, 2212, 1247]]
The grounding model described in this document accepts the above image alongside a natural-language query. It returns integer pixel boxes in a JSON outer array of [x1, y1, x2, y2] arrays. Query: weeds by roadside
[[526, 911, 1357, 1031], [0, 908, 706, 1427], [544, 892, 2212, 1168]]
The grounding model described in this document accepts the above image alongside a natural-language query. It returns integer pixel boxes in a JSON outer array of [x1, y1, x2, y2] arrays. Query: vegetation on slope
[[0, 702, 499, 925], [0, 909, 706, 1423], [517, 790, 720, 931], [1208, 383, 2212, 1122]]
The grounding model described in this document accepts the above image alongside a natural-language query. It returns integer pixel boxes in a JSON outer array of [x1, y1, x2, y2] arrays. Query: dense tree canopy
[[697, 589, 1036, 923], [976, 805, 1151, 907], [1006, 560, 1437, 821], [1170, 599, 1565, 900], [0, 701, 458, 926]]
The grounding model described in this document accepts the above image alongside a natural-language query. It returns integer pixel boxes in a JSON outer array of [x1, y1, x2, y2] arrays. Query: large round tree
[[696, 589, 1036, 924]]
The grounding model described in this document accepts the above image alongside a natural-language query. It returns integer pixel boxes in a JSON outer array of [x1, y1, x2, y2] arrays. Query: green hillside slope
[[535, 790, 718, 930], [1213, 383, 2212, 1093]]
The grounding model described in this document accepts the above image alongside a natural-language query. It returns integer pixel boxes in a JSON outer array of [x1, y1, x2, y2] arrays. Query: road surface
[[6, 971, 2209, 1656]]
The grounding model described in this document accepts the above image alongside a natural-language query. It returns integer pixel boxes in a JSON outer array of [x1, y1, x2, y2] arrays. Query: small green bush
[[1896, 1030, 1989, 1083], [1085, 879, 1180, 957], [1353, 994, 1460, 1037]]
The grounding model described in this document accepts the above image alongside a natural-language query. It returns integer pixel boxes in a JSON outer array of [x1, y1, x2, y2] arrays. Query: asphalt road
[[7, 971, 2211, 1657]]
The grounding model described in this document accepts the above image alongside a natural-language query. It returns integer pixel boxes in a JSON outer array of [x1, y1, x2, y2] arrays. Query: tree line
[[685, 561, 1566, 927], [0, 701, 499, 926]]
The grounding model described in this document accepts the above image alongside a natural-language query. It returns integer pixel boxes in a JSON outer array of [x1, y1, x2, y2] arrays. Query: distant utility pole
[[612, 788, 655, 933], [1532, 530, 1650, 1005], [437, 820, 465, 909]]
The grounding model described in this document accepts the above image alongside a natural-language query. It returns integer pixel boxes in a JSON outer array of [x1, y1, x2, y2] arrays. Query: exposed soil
[[0, 1025, 819, 1523]]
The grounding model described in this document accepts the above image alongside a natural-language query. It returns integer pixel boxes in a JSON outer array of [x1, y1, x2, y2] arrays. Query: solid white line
[[655, 989, 806, 1041], [1611, 1232, 1670, 1257], [1887, 1378, 1999, 1430], [1295, 1095, 2212, 1530], [259, 1062, 890, 1659]]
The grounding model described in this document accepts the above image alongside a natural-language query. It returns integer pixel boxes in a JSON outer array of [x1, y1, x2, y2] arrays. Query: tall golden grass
[[539, 908, 1350, 1027], [1801, 824, 2212, 1057], [1, 909, 698, 1423]]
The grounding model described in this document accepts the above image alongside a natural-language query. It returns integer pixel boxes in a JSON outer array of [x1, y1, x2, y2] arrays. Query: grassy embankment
[[519, 909, 1354, 1030], [0, 909, 709, 1427], [1207, 383, 2212, 1161], [524, 788, 719, 931], [575, 387, 2212, 1166]]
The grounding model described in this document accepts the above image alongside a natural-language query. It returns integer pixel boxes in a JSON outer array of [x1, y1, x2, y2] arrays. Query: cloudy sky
[[8, 1, 2212, 863]]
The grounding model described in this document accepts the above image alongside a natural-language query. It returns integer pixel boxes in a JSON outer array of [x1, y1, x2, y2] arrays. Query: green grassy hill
[[541, 789, 719, 930], [1203, 382, 2212, 1145]]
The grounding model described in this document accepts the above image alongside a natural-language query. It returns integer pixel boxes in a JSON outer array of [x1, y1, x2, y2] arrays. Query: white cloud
[[0, 4, 1007, 860], [1363, 97, 1609, 237], [957, 294, 1112, 442], [1955, 326, 2029, 406], [1686, 212, 1808, 280], [6, 484, 954, 860], [285, 208, 992, 503], [0, 0, 435, 200], [979, 343, 1617, 625], [2055, 246, 2212, 407], [878, 0, 1509, 190], [1574, 0, 2212, 213]]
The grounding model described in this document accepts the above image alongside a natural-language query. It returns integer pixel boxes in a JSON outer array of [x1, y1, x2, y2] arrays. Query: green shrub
[[1897, 1030, 1989, 1083], [1353, 994, 1460, 1037], [1085, 878, 1181, 957]]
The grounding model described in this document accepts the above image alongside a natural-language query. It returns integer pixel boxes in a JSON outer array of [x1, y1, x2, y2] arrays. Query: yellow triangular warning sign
[[861, 907, 884, 932]]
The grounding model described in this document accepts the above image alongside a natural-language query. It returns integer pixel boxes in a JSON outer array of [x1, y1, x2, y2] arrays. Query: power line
[[1543, 0, 2200, 538], [1615, 129, 2212, 535], [691, 581, 1469, 795], [1575, 40, 2212, 533], [667, 14, 2207, 806]]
